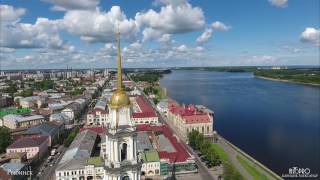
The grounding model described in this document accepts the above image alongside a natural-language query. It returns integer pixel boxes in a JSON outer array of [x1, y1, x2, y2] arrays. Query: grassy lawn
[[236, 155, 268, 180], [155, 86, 166, 99], [210, 144, 229, 163]]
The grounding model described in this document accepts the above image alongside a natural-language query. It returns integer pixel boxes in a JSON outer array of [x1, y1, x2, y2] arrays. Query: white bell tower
[[103, 31, 141, 180]]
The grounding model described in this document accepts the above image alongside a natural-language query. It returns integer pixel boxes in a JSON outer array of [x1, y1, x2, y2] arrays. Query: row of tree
[[188, 130, 244, 180], [130, 72, 162, 84], [0, 128, 11, 153], [188, 130, 221, 167], [63, 127, 80, 147]]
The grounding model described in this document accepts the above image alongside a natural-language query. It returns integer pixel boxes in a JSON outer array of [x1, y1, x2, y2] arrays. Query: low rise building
[[2, 114, 45, 129], [6, 135, 49, 159], [140, 150, 161, 177], [19, 96, 45, 108], [58, 130, 97, 164], [168, 100, 214, 139], [131, 96, 158, 125], [0, 162, 29, 180], [22, 121, 64, 146], [62, 102, 80, 121], [50, 113, 71, 124], [137, 125, 197, 177], [86, 98, 109, 126], [55, 157, 105, 180], [55, 130, 99, 180], [157, 99, 168, 115]]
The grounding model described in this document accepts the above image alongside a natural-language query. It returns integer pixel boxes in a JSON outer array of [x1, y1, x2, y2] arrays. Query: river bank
[[160, 70, 320, 176], [254, 75, 320, 87]]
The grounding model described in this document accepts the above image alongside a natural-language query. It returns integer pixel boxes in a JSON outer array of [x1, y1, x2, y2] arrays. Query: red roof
[[137, 124, 191, 163], [80, 127, 106, 134], [168, 101, 211, 124], [8, 135, 48, 149], [132, 96, 157, 118]]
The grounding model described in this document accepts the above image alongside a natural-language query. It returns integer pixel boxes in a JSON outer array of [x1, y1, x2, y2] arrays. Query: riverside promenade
[[217, 135, 283, 180]]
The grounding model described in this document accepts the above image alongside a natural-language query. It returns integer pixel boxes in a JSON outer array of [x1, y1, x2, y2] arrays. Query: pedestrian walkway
[[217, 136, 282, 180]]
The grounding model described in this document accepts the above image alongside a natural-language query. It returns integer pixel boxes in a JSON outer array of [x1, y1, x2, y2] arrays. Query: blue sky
[[0, 0, 319, 69]]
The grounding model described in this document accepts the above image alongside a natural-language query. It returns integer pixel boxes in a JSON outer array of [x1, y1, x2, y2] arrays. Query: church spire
[[109, 30, 130, 109], [116, 31, 123, 91]]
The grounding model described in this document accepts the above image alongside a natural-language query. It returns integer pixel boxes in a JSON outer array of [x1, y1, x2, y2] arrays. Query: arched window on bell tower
[[120, 143, 127, 161]]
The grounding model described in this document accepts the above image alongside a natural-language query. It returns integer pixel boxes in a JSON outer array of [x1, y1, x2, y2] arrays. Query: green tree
[[187, 130, 200, 148], [19, 89, 34, 97], [6, 82, 17, 96], [223, 162, 244, 180], [0, 128, 11, 153], [195, 133, 204, 150], [64, 127, 80, 147], [200, 140, 210, 155]]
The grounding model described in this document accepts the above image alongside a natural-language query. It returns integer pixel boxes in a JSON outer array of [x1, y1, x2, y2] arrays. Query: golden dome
[[109, 90, 130, 108]]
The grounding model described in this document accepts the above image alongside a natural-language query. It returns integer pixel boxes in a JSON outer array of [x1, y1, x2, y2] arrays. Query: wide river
[[160, 70, 320, 176]]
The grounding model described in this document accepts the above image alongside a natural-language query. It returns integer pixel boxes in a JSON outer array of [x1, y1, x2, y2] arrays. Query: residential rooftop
[[59, 130, 97, 164], [7, 136, 48, 149], [87, 156, 104, 166], [132, 95, 157, 118], [137, 132, 154, 152], [137, 124, 192, 163], [23, 121, 62, 137]]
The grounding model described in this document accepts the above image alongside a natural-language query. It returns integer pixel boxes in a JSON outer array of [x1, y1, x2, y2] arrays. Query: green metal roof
[[87, 156, 103, 166], [141, 150, 160, 162], [0, 107, 31, 118]]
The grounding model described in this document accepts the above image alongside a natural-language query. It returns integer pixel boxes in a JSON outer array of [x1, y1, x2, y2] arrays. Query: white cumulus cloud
[[300, 27, 320, 46], [212, 21, 230, 31], [0, 4, 26, 23], [135, 1, 205, 40], [42, 0, 99, 11], [61, 6, 138, 43], [196, 28, 213, 43], [268, 0, 288, 8]]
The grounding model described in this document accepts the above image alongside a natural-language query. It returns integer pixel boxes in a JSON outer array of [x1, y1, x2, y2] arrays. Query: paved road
[[38, 146, 66, 180]]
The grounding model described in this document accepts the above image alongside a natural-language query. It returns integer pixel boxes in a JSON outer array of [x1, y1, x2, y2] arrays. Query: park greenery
[[143, 86, 166, 104], [253, 69, 320, 85], [130, 72, 163, 84], [33, 79, 55, 90], [188, 130, 221, 167], [179, 67, 320, 85], [188, 130, 244, 180], [5, 81, 18, 96], [71, 87, 86, 96], [64, 126, 80, 147], [18, 89, 34, 97], [0, 128, 11, 153], [236, 156, 268, 180]]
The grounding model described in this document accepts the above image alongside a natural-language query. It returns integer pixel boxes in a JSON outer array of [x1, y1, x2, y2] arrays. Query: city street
[[36, 145, 66, 180]]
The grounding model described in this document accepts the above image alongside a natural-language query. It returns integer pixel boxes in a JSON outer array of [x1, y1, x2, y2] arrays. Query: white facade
[[141, 162, 160, 177], [86, 110, 109, 126], [62, 108, 75, 120], [101, 103, 140, 180]]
